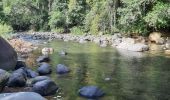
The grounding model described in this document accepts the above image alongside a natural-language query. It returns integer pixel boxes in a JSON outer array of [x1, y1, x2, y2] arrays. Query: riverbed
[[31, 39, 170, 100]]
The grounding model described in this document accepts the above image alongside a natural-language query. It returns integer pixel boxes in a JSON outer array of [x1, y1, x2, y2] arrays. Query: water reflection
[[43, 40, 170, 100]]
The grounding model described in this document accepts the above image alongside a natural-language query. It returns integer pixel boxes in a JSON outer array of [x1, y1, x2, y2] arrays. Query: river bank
[[10, 32, 170, 53]]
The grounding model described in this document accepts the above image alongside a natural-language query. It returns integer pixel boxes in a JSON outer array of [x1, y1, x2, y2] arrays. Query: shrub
[[51, 28, 65, 33], [0, 23, 13, 36], [70, 27, 84, 35], [144, 1, 170, 30], [48, 11, 66, 29]]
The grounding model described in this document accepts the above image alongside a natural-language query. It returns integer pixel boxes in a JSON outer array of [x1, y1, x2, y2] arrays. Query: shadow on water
[[41, 40, 170, 100]]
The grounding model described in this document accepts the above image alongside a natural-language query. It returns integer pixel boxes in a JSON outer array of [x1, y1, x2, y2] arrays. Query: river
[[36, 40, 170, 100]]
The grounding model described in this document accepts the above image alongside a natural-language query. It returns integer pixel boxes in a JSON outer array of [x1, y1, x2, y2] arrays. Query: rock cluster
[[27, 32, 151, 52]]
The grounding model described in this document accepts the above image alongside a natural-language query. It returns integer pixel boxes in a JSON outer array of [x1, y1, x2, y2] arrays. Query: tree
[[0, 0, 5, 22], [2, 0, 49, 31], [144, 1, 170, 31], [48, 0, 68, 32], [67, 0, 87, 27], [1, 0, 170, 35]]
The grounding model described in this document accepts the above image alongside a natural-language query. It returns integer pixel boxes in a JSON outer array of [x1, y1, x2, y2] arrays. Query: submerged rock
[[0, 36, 17, 70], [59, 51, 68, 56], [78, 86, 105, 99], [56, 64, 70, 74], [0, 92, 46, 100], [36, 55, 50, 63], [32, 80, 58, 96], [37, 63, 52, 75]]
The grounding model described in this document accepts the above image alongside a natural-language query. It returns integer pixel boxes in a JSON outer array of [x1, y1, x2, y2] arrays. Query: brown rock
[[149, 32, 162, 43]]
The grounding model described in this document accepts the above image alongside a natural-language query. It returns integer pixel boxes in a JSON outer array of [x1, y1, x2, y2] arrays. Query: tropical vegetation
[[0, 0, 170, 35]]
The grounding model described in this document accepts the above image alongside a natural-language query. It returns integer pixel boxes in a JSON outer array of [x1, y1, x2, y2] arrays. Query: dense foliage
[[0, 0, 170, 35]]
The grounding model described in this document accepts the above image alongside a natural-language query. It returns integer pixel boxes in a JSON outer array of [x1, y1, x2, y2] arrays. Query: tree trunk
[[48, 0, 53, 12], [113, 0, 116, 32], [110, 9, 113, 34], [113, 0, 120, 33]]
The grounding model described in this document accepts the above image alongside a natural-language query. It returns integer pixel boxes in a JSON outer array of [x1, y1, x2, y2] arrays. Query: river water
[[39, 40, 170, 100]]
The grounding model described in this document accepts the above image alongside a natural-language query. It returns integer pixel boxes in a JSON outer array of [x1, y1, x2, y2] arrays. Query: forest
[[0, 0, 170, 36]]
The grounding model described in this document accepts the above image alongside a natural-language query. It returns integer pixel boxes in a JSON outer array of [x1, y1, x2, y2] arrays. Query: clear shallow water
[[42, 40, 170, 100]]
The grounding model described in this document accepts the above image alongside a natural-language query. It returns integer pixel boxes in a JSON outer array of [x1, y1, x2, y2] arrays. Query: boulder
[[56, 64, 70, 74], [0, 36, 17, 70], [127, 43, 149, 52], [7, 72, 27, 87], [36, 55, 50, 63], [37, 63, 52, 75], [32, 80, 58, 96], [117, 49, 146, 59], [0, 69, 10, 92], [149, 44, 163, 51], [78, 86, 105, 99], [134, 36, 146, 43], [41, 48, 54, 55], [157, 38, 165, 45], [122, 37, 135, 44], [15, 60, 27, 70], [149, 32, 162, 43], [0, 92, 46, 100], [31, 76, 51, 84], [117, 42, 149, 52], [26, 69, 39, 78], [13, 68, 27, 77]]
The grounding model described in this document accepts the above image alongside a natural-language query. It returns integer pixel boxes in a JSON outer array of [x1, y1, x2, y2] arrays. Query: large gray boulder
[[0, 37, 17, 70], [0, 92, 46, 100], [116, 38, 149, 52], [117, 42, 149, 52]]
